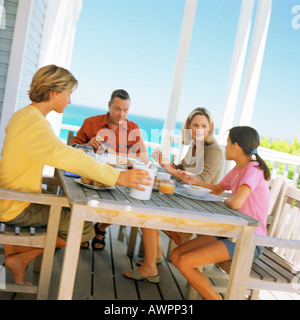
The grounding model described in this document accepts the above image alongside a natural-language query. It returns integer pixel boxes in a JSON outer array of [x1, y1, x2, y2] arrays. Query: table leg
[[37, 205, 62, 300], [225, 226, 255, 300], [57, 205, 85, 300], [127, 227, 138, 257]]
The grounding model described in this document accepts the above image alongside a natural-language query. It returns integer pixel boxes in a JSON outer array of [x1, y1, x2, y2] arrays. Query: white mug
[[129, 164, 157, 200], [156, 172, 171, 181]]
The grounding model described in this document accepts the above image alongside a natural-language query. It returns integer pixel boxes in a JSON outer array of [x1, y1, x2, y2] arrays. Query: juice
[[159, 183, 175, 195], [153, 178, 161, 189]]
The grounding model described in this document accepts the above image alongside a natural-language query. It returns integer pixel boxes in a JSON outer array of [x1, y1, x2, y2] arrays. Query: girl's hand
[[178, 170, 199, 185], [116, 169, 152, 191]]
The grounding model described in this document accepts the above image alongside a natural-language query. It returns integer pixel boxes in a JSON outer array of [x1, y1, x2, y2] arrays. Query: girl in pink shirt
[[171, 126, 270, 300]]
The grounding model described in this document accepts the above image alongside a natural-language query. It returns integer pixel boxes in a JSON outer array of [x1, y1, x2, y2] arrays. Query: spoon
[[185, 177, 193, 187], [178, 169, 193, 187]]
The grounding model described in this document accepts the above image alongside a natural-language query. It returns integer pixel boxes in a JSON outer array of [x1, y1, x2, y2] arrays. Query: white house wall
[[0, 0, 82, 153], [0, 0, 18, 121], [17, 0, 48, 110], [0, 0, 43, 150]]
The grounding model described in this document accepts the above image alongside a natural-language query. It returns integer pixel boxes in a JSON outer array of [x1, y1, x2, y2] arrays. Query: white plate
[[96, 154, 142, 169], [174, 187, 223, 202], [75, 178, 116, 191]]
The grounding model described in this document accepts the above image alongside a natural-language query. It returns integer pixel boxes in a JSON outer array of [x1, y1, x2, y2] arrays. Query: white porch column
[[0, 0, 34, 151], [237, 0, 273, 126], [161, 0, 198, 158], [217, 0, 255, 144], [39, 0, 83, 137], [0, 0, 6, 29]]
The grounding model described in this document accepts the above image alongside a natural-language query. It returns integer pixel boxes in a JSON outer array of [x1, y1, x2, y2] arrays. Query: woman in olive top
[[153, 107, 223, 184], [0, 65, 150, 285], [124, 107, 223, 283]]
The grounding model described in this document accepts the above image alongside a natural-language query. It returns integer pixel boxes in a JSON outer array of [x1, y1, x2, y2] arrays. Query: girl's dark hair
[[228, 126, 270, 181]]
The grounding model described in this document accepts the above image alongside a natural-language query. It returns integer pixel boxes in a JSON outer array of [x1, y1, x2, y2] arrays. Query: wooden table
[[57, 170, 260, 300]]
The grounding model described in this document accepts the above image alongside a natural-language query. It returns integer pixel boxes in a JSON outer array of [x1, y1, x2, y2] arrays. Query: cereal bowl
[[183, 185, 211, 198]]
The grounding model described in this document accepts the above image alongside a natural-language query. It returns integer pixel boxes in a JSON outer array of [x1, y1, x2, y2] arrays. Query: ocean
[[60, 104, 184, 147]]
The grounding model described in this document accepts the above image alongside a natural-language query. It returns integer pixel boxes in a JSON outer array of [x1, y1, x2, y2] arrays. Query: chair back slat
[[270, 183, 300, 267], [268, 178, 294, 237]]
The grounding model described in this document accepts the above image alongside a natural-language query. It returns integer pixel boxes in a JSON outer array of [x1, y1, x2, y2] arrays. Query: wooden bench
[[0, 177, 69, 299], [0, 224, 47, 295]]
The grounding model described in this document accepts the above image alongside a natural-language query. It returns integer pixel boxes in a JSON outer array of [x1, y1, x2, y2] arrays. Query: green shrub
[[261, 137, 300, 188]]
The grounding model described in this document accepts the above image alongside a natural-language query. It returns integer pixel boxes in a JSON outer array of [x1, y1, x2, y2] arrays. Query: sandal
[[80, 241, 90, 249], [92, 223, 106, 250], [123, 268, 159, 283]]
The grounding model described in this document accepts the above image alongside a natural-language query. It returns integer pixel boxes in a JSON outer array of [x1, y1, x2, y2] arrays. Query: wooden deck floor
[[1, 225, 300, 300]]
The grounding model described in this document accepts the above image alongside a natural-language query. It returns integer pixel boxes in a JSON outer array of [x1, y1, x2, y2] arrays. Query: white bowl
[[183, 184, 211, 198]]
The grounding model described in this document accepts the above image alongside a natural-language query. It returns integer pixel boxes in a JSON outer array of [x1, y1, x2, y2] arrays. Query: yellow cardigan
[[0, 105, 120, 222]]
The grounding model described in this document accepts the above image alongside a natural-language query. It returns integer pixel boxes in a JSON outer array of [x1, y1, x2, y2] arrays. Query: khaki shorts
[[6, 203, 95, 243]]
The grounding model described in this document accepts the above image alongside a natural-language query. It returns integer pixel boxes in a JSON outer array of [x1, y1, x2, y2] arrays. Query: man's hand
[[86, 136, 102, 150], [116, 169, 152, 190]]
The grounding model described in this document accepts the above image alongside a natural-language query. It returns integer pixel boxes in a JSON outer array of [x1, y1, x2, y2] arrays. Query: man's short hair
[[110, 89, 130, 103]]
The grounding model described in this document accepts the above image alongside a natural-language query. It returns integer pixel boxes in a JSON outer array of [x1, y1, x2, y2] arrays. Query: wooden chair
[[118, 225, 142, 257], [67, 130, 75, 146], [246, 182, 300, 299], [187, 176, 299, 299], [0, 177, 69, 299]]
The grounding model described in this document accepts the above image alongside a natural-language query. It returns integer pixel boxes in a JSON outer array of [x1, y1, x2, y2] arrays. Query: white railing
[[258, 146, 300, 186], [60, 124, 300, 187]]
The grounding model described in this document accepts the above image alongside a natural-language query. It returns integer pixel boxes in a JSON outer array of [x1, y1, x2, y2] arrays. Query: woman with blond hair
[[153, 107, 223, 183], [123, 107, 223, 283], [0, 65, 151, 285]]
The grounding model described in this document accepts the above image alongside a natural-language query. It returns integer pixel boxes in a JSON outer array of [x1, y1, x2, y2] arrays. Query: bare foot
[[5, 253, 32, 285]]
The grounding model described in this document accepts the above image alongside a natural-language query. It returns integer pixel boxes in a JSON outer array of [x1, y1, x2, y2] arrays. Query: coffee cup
[[129, 164, 157, 200], [156, 172, 171, 180]]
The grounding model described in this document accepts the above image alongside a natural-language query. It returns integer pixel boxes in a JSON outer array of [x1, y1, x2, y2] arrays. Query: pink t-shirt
[[220, 161, 270, 236]]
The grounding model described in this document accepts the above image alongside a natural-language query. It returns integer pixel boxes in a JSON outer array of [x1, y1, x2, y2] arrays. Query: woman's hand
[[116, 169, 152, 191], [151, 148, 163, 166]]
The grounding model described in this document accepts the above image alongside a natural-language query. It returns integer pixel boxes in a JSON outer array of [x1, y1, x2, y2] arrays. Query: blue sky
[[70, 0, 300, 141]]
